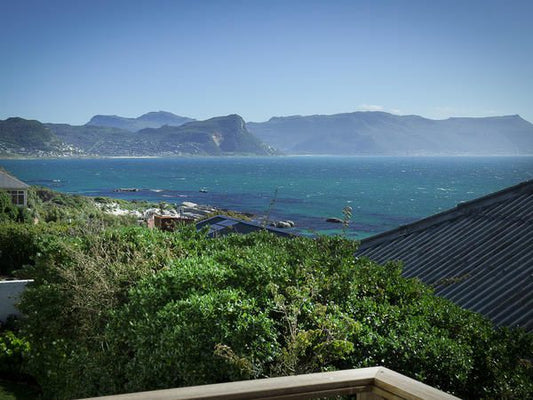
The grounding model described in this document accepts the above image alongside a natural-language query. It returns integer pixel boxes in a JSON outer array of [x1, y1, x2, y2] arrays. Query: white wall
[[0, 280, 33, 322]]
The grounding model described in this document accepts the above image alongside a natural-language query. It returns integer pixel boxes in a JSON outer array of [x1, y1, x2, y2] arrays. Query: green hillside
[[0, 118, 68, 156], [1, 115, 277, 157], [137, 114, 277, 155]]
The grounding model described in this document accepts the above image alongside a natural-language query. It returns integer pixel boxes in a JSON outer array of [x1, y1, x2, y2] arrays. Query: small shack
[[0, 169, 30, 206], [147, 214, 195, 231]]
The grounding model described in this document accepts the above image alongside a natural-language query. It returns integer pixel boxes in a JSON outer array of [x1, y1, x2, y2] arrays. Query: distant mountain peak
[[138, 111, 183, 121], [134, 113, 276, 155], [86, 111, 195, 132]]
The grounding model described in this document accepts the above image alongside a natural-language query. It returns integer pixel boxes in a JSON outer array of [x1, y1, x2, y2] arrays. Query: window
[[8, 190, 25, 206]]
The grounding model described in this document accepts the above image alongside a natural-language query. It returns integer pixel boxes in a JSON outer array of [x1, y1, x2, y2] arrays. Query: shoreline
[[2, 154, 533, 161]]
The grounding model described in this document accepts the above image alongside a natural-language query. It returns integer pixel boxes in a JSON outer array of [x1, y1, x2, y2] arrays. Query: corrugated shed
[[0, 170, 29, 189], [355, 180, 533, 332], [196, 215, 294, 238]]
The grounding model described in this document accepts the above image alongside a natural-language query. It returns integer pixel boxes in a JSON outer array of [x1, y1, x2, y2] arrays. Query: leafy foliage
[[10, 226, 532, 399], [0, 187, 137, 277], [0, 223, 61, 277], [1, 185, 529, 399], [0, 329, 30, 377], [0, 191, 20, 223], [26, 187, 136, 226]]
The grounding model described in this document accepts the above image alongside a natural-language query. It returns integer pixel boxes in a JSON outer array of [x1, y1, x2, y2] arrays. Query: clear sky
[[1, 0, 532, 125]]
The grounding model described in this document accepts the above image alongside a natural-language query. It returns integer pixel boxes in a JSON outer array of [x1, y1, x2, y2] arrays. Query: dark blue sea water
[[2, 156, 532, 238]]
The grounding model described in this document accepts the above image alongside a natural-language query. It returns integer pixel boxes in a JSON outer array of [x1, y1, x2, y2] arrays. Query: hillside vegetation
[[0, 189, 531, 399], [0, 118, 74, 157]]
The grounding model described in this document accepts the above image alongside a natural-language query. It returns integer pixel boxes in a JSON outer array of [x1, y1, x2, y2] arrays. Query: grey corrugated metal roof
[[196, 215, 295, 238], [0, 170, 29, 190], [355, 180, 533, 332]]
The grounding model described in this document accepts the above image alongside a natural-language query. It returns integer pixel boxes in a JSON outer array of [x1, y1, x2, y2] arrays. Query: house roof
[[0, 170, 29, 190], [196, 215, 295, 238], [355, 180, 533, 332]]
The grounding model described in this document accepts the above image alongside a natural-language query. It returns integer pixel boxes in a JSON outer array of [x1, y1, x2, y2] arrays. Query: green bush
[[26, 187, 137, 226], [108, 288, 278, 391], [0, 191, 19, 223], [0, 330, 30, 376], [15, 227, 533, 399], [0, 223, 68, 277]]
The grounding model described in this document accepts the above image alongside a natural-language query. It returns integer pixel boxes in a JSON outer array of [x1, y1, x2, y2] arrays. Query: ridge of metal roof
[[196, 215, 295, 238], [355, 180, 533, 331], [358, 180, 533, 251], [0, 170, 30, 190]]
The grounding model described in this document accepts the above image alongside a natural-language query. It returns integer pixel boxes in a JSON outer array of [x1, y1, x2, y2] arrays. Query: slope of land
[[0, 117, 79, 157], [136, 114, 278, 155]]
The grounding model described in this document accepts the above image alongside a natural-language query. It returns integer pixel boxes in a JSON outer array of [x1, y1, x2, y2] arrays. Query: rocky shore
[[95, 199, 297, 229], [96, 200, 219, 221]]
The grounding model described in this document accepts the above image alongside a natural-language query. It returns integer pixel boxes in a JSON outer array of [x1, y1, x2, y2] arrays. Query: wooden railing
[[78, 367, 460, 400]]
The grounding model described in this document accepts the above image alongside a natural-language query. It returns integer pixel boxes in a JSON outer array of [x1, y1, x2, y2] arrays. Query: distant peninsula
[[247, 112, 533, 155], [0, 112, 278, 157], [1, 110, 532, 157]]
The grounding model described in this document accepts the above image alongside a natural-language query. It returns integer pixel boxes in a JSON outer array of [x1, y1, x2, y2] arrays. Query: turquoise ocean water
[[2, 156, 532, 238]]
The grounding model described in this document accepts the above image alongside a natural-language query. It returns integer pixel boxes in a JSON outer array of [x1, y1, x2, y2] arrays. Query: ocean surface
[[2, 156, 532, 238]]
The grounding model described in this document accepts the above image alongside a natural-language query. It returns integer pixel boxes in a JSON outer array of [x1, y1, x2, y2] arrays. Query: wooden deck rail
[[78, 367, 460, 400]]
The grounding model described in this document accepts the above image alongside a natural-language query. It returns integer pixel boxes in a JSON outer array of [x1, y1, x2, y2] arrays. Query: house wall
[[0, 280, 33, 322]]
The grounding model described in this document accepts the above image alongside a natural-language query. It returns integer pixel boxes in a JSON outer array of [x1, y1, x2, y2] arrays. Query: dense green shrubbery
[[0, 191, 20, 223], [0, 185, 138, 230], [0, 186, 139, 277], [0, 325, 30, 378], [0, 223, 69, 277], [9, 226, 531, 399], [26, 187, 136, 226]]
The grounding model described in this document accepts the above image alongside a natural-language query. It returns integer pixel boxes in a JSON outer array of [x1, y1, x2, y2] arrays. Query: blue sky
[[1, 0, 532, 124]]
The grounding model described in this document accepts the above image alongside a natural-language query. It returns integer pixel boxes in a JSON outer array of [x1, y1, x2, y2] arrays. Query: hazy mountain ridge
[[247, 112, 533, 155], [86, 111, 195, 132], [1, 111, 532, 157]]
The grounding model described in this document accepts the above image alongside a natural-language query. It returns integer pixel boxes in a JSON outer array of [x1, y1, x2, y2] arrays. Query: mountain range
[[1, 110, 532, 157], [0, 112, 276, 157], [247, 112, 533, 155]]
